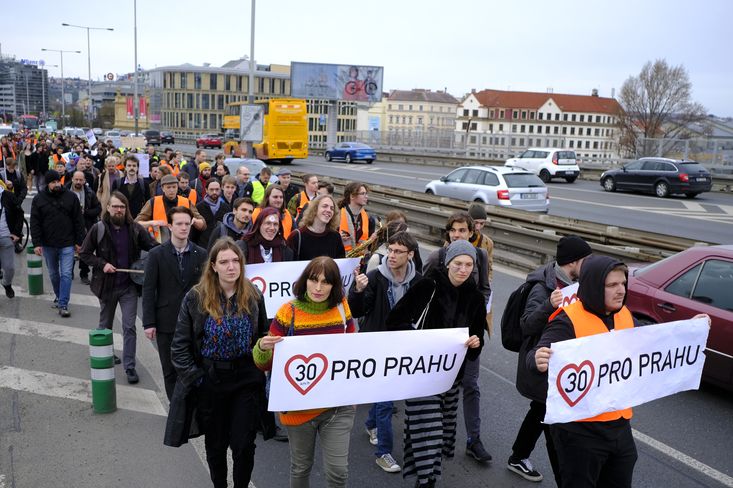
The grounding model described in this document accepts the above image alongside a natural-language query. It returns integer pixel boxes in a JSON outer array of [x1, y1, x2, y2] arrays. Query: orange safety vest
[[551, 300, 634, 423], [183, 188, 197, 205], [296, 191, 311, 217], [251, 207, 294, 239], [160, 160, 180, 177], [339, 207, 369, 252], [150, 195, 190, 240]]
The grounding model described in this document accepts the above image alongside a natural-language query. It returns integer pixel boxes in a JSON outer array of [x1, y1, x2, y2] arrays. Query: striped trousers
[[402, 379, 461, 485]]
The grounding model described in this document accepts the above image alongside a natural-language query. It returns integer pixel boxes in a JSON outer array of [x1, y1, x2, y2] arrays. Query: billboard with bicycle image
[[291, 62, 384, 103]]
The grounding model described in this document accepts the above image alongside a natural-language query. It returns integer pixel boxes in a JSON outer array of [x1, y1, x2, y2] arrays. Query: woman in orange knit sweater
[[254, 256, 357, 488]]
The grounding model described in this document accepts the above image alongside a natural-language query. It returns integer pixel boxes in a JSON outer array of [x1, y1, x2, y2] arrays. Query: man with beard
[[30, 170, 86, 317], [68, 171, 102, 285], [77, 153, 100, 189], [195, 178, 230, 247], [206, 197, 255, 251], [192, 161, 212, 200], [112, 154, 150, 218], [80, 192, 158, 383]]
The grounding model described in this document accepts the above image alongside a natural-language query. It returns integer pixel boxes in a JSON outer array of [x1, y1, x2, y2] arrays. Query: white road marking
[[0, 365, 167, 417], [14, 289, 100, 308], [681, 201, 706, 212], [0, 317, 123, 350], [479, 364, 733, 486]]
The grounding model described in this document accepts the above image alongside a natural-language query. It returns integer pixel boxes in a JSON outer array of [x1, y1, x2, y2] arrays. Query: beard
[[110, 213, 126, 226], [51, 185, 63, 193]]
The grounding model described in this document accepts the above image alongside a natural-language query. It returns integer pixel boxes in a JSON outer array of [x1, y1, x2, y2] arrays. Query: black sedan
[[161, 131, 175, 144], [600, 157, 712, 198]]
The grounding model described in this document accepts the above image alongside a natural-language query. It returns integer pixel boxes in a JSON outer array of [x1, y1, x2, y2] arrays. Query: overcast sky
[[3, 0, 731, 116]]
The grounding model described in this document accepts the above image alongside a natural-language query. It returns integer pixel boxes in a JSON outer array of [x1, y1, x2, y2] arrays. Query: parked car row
[[505, 148, 580, 183], [196, 133, 223, 149]]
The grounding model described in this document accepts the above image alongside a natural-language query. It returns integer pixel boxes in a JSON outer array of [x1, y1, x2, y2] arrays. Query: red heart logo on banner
[[284, 353, 329, 396], [556, 360, 595, 407]]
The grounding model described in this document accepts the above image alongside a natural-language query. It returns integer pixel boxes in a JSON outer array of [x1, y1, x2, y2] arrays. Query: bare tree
[[617, 59, 706, 157]]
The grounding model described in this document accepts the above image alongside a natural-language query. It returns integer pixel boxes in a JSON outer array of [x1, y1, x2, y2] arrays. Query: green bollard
[[26, 245, 44, 295], [89, 329, 117, 413]]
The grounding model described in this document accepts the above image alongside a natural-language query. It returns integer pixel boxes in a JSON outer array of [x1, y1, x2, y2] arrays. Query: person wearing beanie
[[467, 201, 495, 327], [505, 234, 592, 484], [30, 168, 86, 317], [193, 161, 212, 200], [385, 237, 485, 487], [423, 210, 493, 465]]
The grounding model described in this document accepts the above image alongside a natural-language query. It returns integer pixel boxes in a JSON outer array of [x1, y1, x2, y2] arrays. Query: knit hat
[[444, 240, 476, 266], [160, 174, 178, 186], [468, 203, 487, 221], [45, 169, 61, 185], [199, 162, 211, 171], [556, 235, 592, 266]]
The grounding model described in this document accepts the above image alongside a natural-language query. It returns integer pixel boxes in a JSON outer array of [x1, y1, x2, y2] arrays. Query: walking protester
[[221, 175, 238, 208], [193, 162, 212, 201], [80, 192, 158, 383], [96, 155, 122, 214], [196, 178, 231, 248], [183, 148, 205, 182], [0, 182, 23, 298], [423, 211, 492, 464], [112, 154, 150, 218], [250, 184, 295, 239], [207, 197, 255, 252], [275, 168, 300, 211], [467, 202, 495, 330], [3, 158, 28, 202], [254, 256, 358, 488], [69, 171, 102, 285], [145, 145, 161, 165], [294, 180, 333, 225], [18, 142, 33, 191], [338, 182, 377, 254], [530, 254, 711, 488], [505, 235, 591, 483], [77, 153, 100, 190], [143, 206, 207, 400], [385, 240, 485, 487], [286, 194, 345, 261], [286, 173, 318, 219], [235, 166, 251, 197], [135, 174, 206, 243], [361, 220, 423, 274], [241, 166, 272, 204], [236, 207, 293, 264], [28, 142, 48, 192], [214, 161, 229, 179], [167, 238, 269, 487], [148, 164, 162, 196], [30, 170, 86, 317], [177, 172, 198, 205], [349, 230, 421, 474]]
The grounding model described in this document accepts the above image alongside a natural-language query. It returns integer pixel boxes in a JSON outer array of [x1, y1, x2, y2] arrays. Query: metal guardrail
[[299, 173, 713, 273]]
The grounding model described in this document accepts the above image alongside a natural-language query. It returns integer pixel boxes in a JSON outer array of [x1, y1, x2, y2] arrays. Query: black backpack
[[500, 279, 541, 352]]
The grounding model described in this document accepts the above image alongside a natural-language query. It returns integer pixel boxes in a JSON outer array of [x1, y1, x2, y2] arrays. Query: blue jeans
[[365, 401, 394, 456], [43, 246, 75, 308]]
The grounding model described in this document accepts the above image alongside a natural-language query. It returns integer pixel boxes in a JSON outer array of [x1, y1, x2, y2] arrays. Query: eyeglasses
[[109, 204, 126, 209], [387, 248, 409, 255]]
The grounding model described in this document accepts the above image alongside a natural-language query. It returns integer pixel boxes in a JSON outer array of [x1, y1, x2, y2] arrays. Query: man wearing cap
[[30, 170, 86, 317], [506, 234, 591, 484], [135, 174, 206, 242], [193, 161, 212, 201], [275, 167, 300, 209]]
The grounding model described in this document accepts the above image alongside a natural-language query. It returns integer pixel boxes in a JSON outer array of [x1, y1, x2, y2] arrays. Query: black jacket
[[79, 219, 158, 299], [4, 168, 27, 202], [386, 267, 485, 364], [30, 187, 86, 248], [348, 266, 422, 333], [195, 199, 231, 248], [0, 190, 23, 238], [113, 177, 150, 218], [66, 184, 102, 231], [142, 240, 207, 333], [516, 262, 563, 402]]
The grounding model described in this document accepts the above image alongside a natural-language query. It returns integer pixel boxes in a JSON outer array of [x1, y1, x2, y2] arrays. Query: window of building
[[462, 108, 469, 116], [500, 110, 505, 119], [554, 113, 559, 121], [585, 140, 590, 149], [594, 128, 600, 136], [472, 109, 478, 117], [512, 124, 517, 132], [513, 110, 518, 119], [187, 93, 193, 109], [210, 74, 217, 89], [202, 94, 210, 109], [571, 114, 576, 122], [498, 123, 504, 131], [579, 114, 584, 122], [489, 109, 495, 118], [180, 72, 187, 89], [417, 116, 423, 125], [521, 111, 527, 119], [538, 112, 543, 120], [563, 114, 568, 121], [225, 76, 231, 91], [593, 141, 599, 149], [569, 140, 574, 148], [489, 123, 493, 132], [586, 127, 591, 135], [596, 115, 601, 123], [528, 125, 534, 133], [554, 126, 559, 134]]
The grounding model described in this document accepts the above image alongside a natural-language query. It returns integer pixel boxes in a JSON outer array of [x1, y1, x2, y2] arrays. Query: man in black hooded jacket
[[530, 255, 709, 488]]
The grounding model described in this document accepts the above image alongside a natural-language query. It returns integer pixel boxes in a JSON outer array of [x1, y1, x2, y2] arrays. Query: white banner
[[85, 129, 97, 147], [246, 258, 360, 317], [269, 328, 469, 411], [133, 153, 150, 177], [545, 318, 709, 424], [560, 282, 579, 307]]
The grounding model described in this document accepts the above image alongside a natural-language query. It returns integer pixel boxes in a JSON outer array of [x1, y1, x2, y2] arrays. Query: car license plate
[[696, 177, 707, 182], [521, 193, 539, 199]]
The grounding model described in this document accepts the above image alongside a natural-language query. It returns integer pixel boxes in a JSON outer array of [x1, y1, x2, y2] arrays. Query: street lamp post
[[133, 0, 139, 135], [41, 48, 81, 128], [62, 22, 114, 126]]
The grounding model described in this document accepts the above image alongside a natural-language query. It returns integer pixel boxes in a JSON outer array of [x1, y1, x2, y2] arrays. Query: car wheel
[[425, 189, 434, 195], [366, 159, 373, 164], [345, 153, 352, 164], [602, 177, 616, 192], [685, 192, 700, 199], [539, 169, 551, 183], [655, 181, 670, 198], [196, 143, 201, 148], [325, 152, 332, 162], [565, 175, 578, 183], [282, 158, 293, 165]]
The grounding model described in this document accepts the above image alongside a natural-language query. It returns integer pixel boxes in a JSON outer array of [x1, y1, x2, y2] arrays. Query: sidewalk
[[0, 253, 212, 487]]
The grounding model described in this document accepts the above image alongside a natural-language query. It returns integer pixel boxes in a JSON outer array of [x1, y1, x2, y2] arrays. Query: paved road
[[170, 143, 733, 244]]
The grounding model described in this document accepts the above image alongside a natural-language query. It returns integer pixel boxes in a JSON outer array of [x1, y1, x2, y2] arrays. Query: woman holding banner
[[385, 239, 485, 488], [237, 206, 294, 264], [286, 194, 345, 261], [254, 256, 358, 488], [168, 237, 270, 488]]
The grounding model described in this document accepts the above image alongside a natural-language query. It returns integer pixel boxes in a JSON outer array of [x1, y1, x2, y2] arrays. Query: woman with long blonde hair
[[286, 194, 345, 261], [170, 237, 269, 487]]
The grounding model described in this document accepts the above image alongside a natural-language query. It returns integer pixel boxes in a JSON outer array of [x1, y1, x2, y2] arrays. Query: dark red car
[[196, 133, 222, 149], [626, 245, 733, 390]]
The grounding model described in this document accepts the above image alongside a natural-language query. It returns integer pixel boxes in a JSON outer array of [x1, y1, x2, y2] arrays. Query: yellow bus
[[224, 98, 308, 164]]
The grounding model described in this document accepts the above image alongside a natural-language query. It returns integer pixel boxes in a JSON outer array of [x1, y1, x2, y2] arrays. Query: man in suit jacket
[[142, 205, 207, 400]]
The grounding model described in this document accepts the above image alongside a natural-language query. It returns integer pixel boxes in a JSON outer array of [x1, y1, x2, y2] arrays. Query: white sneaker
[[365, 427, 378, 446], [376, 453, 401, 473]]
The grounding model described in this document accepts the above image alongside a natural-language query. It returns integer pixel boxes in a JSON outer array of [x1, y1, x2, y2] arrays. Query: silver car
[[425, 166, 549, 212]]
